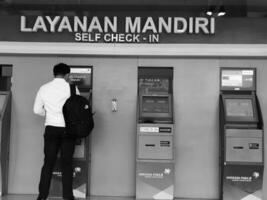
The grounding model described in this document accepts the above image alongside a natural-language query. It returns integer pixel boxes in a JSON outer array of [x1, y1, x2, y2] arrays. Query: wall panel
[[0, 55, 266, 199]]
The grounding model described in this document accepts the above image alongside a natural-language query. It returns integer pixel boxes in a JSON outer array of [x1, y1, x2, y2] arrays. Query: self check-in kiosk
[[136, 67, 174, 200], [0, 65, 12, 196], [50, 66, 93, 199], [219, 68, 264, 200]]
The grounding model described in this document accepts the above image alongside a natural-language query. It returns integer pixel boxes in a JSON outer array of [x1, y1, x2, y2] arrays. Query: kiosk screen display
[[139, 95, 172, 122], [139, 78, 169, 95], [142, 96, 169, 113], [69, 67, 92, 88], [221, 69, 254, 90], [225, 99, 254, 118]]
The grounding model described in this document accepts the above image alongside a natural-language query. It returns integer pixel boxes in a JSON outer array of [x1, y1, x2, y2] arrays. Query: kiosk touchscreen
[[223, 96, 258, 123], [136, 67, 174, 200], [219, 68, 264, 200], [225, 98, 254, 118], [139, 95, 172, 122], [50, 66, 93, 199]]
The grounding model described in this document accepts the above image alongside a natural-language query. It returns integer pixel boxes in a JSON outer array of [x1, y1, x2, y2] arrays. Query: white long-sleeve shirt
[[33, 78, 78, 127]]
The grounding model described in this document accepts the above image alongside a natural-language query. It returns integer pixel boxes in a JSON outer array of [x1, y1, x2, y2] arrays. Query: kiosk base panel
[[223, 164, 263, 200], [49, 160, 88, 198], [136, 161, 174, 200]]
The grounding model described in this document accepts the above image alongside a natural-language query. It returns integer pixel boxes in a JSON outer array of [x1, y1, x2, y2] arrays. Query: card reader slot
[[233, 146, 244, 149], [145, 144, 155, 147]]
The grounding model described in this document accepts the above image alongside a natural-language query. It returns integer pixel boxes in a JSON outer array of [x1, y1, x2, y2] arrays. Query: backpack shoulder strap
[[70, 84, 76, 96]]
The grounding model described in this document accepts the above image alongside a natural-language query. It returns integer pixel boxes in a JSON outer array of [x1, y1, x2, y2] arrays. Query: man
[[34, 63, 77, 200]]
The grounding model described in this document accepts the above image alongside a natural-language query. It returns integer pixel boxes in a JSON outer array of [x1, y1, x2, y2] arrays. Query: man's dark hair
[[53, 63, 70, 76]]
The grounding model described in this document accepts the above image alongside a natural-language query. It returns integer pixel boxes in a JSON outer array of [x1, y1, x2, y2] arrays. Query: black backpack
[[63, 84, 94, 138]]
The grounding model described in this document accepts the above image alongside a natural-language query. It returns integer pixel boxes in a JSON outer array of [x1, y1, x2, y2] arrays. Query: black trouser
[[38, 126, 76, 199]]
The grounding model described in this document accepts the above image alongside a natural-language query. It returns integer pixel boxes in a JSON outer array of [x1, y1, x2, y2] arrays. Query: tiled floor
[[0, 195, 216, 200]]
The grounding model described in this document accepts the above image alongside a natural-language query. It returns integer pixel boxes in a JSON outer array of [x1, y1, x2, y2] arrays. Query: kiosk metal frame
[[0, 91, 11, 196], [136, 67, 175, 200], [0, 64, 12, 196], [219, 67, 264, 200]]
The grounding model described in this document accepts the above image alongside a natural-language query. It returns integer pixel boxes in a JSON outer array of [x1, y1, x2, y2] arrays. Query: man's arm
[[33, 88, 46, 116]]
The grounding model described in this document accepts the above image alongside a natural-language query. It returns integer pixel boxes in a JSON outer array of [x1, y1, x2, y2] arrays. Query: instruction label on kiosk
[[140, 126, 172, 133], [140, 127, 159, 133]]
